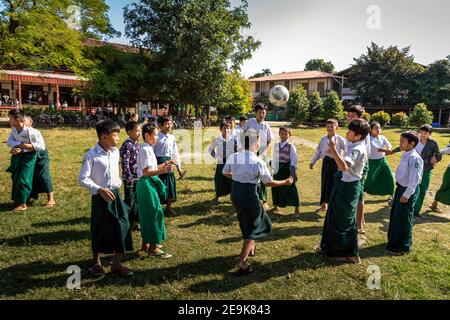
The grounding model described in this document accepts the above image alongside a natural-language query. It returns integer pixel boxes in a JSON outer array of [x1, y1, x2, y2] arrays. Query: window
[[301, 83, 309, 93], [255, 82, 261, 93], [269, 81, 275, 89], [317, 82, 325, 96], [284, 81, 290, 90]]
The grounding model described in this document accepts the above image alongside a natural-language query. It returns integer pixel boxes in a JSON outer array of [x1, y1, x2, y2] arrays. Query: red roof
[[249, 70, 335, 82], [83, 39, 140, 54]]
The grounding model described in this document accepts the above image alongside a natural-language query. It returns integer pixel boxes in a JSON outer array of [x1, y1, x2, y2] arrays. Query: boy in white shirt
[[6, 109, 45, 212], [315, 119, 370, 264], [386, 131, 424, 255], [310, 119, 346, 213], [78, 120, 133, 277]]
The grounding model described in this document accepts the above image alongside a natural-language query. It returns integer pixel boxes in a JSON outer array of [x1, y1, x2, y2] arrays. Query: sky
[[105, 0, 450, 78]]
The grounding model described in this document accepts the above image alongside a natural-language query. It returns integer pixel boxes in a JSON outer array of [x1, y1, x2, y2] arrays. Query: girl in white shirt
[[364, 122, 395, 199], [430, 143, 450, 213]]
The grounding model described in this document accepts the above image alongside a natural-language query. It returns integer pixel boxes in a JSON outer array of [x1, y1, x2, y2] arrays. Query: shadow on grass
[[178, 213, 236, 229], [0, 202, 12, 213], [184, 176, 214, 182], [175, 200, 234, 217], [0, 230, 90, 247], [269, 211, 322, 223], [216, 226, 322, 245], [32, 217, 90, 228], [414, 212, 450, 224], [178, 189, 212, 196]]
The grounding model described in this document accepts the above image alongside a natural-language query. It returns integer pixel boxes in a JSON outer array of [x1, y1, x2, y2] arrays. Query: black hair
[[348, 119, 370, 141], [23, 112, 33, 120], [125, 121, 140, 133], [241, 129, 259, 151], [96, 119, 120, 139], [225, 116, 235, 121], [157, 116, 172, 126], [8, 109, 25, 121], [254, 103, 267, 112], [348, 105, 365, 118], [401, 131, 420, 147], [279, 126, 291, 136], [239, 116, 248, 122], [326, 118, 339, 126], [220, 121, 231, 130], [370, 121, 381, 130], [419, 124, 433, 133], [142, 123, 158, 139]]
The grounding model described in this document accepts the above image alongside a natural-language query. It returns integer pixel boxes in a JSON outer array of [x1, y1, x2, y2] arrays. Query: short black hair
[[348, 119, 370, 141], [157, 116, 172, 126], [125, 121, 140, 133], [370, 121, 381, 130], [241, 129, 259, 150], [401, 131, 420, 147], [225, 116, 235, 121], [8, 109, 25, 121], [239, 116, 248, 122], [23, 112, 33, 120], [326, 119, 339, 126], [348, 105, 365, 118], [419, 124, 433, 133], [279, 126, 291, 136], [142, 123, 158, 139], [254, 103, 267, 112], [96, 119, 120, 139], [220, 121, 231, 130]]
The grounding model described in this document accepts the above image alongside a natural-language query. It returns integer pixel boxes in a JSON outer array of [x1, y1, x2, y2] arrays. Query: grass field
[[0, 126, 449, 300]]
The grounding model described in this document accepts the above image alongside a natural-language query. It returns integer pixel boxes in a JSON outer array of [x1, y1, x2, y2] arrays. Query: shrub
[[392, 112, 409, 127], [371, 111, 391, 126], [286, 86, 310, 125], [308, 92, 324, 122], [323, 91, 345, 123], [362, 112, 371, 123], [408, 103, 434, 127]]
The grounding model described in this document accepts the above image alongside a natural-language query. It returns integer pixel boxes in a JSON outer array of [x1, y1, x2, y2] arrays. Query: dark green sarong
[[272, 162, 300, 207], [90, 189, 133, 254], [215, 164, 232, 198], [387, 183, 419, 253], [414, 169, 432, 216], [364, 158, 395, 196], [435, 167, 450, 205], [320, 156, 338, 205], [231, 181, 272, 240], [156, 156, 177, 203], [136, 176, 167, 244], [256, 154, 269, 202], [359, 162, 369, 202], [124, 180, 139, 224], [6, 152, 37, 207], [320, 175, 362, 257], [30, 149, 54, 200]]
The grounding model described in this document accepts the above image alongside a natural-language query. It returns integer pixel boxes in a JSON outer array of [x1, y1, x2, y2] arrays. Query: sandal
[[235, 265, 254, 277], [149, 251, 173, 259], [314, 245, 326, 255], [111, 265, 134, 277], [358, 230, 366, 235], [88, 264, 106, 277], [429, 205, 442, 214]]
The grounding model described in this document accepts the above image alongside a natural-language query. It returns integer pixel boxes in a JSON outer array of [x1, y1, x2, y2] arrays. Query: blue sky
[[105, 0, 450, 77]]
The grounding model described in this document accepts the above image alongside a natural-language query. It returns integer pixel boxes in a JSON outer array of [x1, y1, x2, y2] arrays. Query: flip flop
[[111, 265, 134, 277], [88, 264, 106, 277], [44, 202, 56, 208], [314, 245, 326, 255], [149, 251, 173, 259], [235, 265, 254, 277], [429, 205, 442, 214]]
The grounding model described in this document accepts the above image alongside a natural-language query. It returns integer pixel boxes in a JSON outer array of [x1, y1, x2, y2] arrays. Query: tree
[[409, 103, 434, 127], [308, 92, 324, 122], [371, 111, 391, 126], [124, 0, 261, 109], [0, 0, 118, 74], [347, 43, 424, 105], [305, 59, 335, 74], [322, 90, 344, 122], [392, 112, 409, 128], [250, 69, 272, 79], [286, 86, 309, 124], [216, 71, 253, 116], [409, 58, 450, 107]]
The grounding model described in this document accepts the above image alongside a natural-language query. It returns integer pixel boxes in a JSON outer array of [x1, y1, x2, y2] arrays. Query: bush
[[409, 103, 434, 127], [371, 111, 391, 126], [392, 112, 409, 127], [362, 112, 371, 123], [339, 111, 348, 126], [308, 92, 324, 122], [323, 91, 345, 123], [286, 86, 310, 125]]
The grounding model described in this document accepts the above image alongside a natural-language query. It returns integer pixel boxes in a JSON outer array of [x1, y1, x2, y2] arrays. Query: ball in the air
[[269, 85, 290, 107]]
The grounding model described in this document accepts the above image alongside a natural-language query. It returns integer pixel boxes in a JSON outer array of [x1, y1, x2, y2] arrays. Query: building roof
[[249, 70, 336, 82], [84, 38, 140, 54], [0, 69, 86, 85]]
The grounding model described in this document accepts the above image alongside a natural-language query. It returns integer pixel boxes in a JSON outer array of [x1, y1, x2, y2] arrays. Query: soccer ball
[[269, 85, 290, 107]]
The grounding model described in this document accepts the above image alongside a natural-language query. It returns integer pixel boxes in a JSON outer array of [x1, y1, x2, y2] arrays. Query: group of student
[[5, 104, 449, 277]]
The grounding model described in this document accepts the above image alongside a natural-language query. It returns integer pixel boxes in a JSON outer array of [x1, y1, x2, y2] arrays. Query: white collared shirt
[[208, 135, 238, 164], [137, 143, 158, 179], [154, 132, 181, 169], [272, 141, 298, 168], [415, 142, 425, 156], [7, 127, 46, 153], [242, 118, 274, 154], [395, 149, 424, 199], [78, 144, 122, 195], [369, 135, 392, 160], [440, 147, 450, 168], [341, 140, 368, 182], [223, 150, 273, 185], [311, 134, 346, 165]]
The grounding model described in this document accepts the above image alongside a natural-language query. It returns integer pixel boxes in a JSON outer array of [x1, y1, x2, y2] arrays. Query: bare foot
[[13, 205, 27, 212], [315, 205, 327, 214], [262, 203, 269, 211], [44, 201, 56, 208]]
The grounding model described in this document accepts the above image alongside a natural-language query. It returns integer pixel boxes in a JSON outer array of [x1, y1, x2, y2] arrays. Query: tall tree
[[347, 43, 424, 105], [0, 0, 118, 73], [305, 59, 335, 74], [250, 68, 272, 79], [123, 0, 261, 108], [216, 71, 253, 116]]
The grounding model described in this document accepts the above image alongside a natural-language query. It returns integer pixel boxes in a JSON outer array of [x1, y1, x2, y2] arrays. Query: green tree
[[392, 112, 409, 128], [348, 43, 424, 105], [0, 0, 118, 73], [124, 0, 261, 110], [217, 71, 253, 116], [409, 58, 450, 107], [308, 92, 324, 122], [250, 69, 272, 79], [371, 111, 391, 126], [286, 86, 309, 124], [304, 59, 335, 73], [409, 103, 434, 127], [322, 90, 344, 122]]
